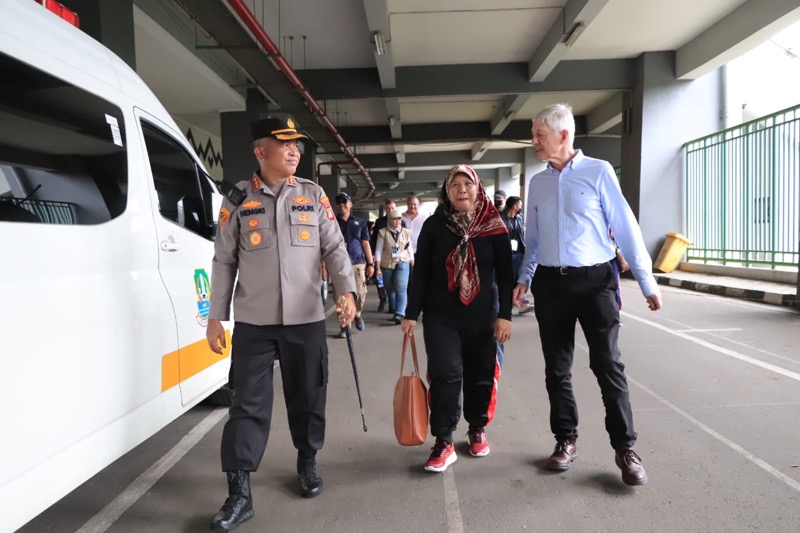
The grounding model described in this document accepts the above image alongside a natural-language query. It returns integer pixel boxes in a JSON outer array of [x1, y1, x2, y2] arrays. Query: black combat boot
[[297, 450, 323, 498], [210, 470, 254, 532]]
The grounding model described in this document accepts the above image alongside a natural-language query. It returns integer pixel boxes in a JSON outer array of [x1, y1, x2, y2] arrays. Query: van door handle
[[160, 238, 179, 251]]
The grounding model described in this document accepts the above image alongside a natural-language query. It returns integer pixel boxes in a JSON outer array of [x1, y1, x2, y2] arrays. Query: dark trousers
[[221, 320, 328, 472], [532, 263, 637, 450], [423, 314, 500, 443]]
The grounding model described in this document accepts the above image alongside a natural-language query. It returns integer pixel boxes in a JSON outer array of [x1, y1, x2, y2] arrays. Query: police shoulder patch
[[219, 207, 230, 227]]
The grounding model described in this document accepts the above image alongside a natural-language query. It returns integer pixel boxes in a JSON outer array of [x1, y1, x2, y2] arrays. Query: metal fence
[[684, 104, 799, 269]]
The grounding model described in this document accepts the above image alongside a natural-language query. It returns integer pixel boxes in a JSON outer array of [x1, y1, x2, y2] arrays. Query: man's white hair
[[533, 103, 575, 140]]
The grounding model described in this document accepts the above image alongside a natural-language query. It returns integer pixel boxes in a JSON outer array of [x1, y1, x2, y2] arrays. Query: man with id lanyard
[[501, 196, 533, 313]]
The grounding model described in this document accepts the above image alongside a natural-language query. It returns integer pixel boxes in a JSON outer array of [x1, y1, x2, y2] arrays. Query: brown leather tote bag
[[393, 334, 429, 446]]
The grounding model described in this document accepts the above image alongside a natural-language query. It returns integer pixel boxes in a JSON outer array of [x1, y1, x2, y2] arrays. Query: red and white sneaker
[[467, 428, 490, 457], [424, 439, 457, 472]]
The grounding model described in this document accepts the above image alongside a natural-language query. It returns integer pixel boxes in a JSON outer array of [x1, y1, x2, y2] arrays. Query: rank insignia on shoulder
[[219, 181, 246, 206]]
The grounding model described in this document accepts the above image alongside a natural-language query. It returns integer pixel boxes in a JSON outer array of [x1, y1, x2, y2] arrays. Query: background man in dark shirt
[[335, 192, 374, 336]]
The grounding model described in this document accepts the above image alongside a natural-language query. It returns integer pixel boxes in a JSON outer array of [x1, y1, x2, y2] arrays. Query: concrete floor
[[21, 280, 800, 533]]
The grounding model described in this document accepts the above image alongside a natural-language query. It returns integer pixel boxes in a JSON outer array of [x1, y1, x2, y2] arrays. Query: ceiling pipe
[[226, 0, 374, 194]]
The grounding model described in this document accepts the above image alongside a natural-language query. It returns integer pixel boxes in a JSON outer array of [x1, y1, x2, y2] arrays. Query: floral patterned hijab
[[439, 164, 507, 305]]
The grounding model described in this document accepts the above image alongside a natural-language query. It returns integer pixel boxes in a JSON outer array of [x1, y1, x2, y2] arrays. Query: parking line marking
[[443, 467, 465, 533], [674, 328, 742, 333], [630, 377, 800, 493], [621, 311, 800, 383], [76, 408, 228, 533]]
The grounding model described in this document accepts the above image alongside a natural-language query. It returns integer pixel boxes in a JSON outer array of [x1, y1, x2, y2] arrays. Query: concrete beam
[[586, 92, 623, 134], [528, 0, 609, 82], [676, 0, 800, 80], [471, 141, 492, 161], [358, 150, 524, 169], [299, 59, 636, 100], [361, 0, 395, 88], [341, 117, 585, 146]]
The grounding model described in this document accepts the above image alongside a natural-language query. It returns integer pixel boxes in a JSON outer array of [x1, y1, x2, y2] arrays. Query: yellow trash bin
[[653, 233, 692, 273]]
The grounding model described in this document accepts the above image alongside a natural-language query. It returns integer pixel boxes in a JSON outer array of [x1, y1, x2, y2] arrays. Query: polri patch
[[219, 208, 230, 227], [321, 196, 334, 221]]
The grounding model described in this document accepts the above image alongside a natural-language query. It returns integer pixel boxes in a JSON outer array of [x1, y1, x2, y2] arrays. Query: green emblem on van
[[194, 268, 211, 326]]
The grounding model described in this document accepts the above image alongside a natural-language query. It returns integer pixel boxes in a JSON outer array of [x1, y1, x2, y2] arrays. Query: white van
[[0, 2, 230, 530]]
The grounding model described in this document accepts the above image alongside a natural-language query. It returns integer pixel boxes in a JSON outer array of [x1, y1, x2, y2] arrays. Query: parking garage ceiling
[[133, 0, 800, 200]]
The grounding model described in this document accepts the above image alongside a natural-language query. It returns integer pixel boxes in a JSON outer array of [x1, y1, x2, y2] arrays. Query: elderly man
[[335, 191, 374, 336], [513, 103, 662, 487]]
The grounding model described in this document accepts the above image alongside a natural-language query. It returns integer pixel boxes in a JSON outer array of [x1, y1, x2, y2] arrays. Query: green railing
[[684, 104, 800, 269]]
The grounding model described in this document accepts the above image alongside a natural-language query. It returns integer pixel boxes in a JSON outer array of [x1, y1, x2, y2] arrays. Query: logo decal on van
[[292, 196, 312, 204], [194, 269, 211, 327], [219, 208, 230, 227], [250, 231, 263, 246], [242, 201, 262, 208]]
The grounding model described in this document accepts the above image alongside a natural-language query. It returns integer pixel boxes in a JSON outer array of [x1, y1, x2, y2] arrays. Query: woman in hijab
[[401, 164, 514, 473]]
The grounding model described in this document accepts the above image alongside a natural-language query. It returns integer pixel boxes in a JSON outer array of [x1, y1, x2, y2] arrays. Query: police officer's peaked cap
[[335, 192, 352, 204], [250, 116, 308, 142]]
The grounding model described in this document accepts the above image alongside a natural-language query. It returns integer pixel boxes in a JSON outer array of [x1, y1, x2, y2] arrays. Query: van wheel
[[202, 385, 234, 407]]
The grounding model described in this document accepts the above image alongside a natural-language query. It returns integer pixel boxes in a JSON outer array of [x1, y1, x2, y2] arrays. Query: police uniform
[[210, 161, 356, 473]]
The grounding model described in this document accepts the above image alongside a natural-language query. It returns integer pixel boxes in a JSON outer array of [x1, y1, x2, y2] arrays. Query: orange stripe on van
[[161, 330, 232, 392]]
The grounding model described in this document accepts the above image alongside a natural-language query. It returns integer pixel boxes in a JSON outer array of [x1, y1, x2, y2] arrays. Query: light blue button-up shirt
[[518, 150, 658, 297]]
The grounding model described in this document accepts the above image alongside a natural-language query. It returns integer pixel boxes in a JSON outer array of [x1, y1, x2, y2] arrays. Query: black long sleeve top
[[404, 211, 514, 327]]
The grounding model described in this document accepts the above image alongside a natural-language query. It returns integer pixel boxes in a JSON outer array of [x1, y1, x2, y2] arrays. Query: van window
[[142, 123, 215, 241], [0, 52, 128, 225]]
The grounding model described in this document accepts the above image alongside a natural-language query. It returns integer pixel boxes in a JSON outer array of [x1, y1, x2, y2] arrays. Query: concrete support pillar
[[318, 168, 341, 199], [496, 167, 517, 198], [621, 52, 722, 257], [220, 90, 269, 183], [62, 0, 136, 68], [221, 111, 257, 183], [296, 144, 317, 182]]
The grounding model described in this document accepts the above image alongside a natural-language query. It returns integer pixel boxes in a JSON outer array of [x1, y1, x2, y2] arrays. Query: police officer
[[206, 116, 357, 532]]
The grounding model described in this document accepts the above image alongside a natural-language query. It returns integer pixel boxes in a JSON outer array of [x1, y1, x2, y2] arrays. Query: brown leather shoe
[[615, 448, 648, 486], [546, 441, 577, 471]]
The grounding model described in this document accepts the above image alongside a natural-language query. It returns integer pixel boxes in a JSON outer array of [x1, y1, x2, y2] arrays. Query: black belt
[[538, 262, 609, 276]]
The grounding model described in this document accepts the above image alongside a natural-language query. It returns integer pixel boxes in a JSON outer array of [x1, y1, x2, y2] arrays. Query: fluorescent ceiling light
[[565, 23, 585, 47], [373, 32, 388, 55]]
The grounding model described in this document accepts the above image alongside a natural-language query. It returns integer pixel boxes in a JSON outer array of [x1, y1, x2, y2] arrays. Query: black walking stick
[[344, 326, 367, 431]]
